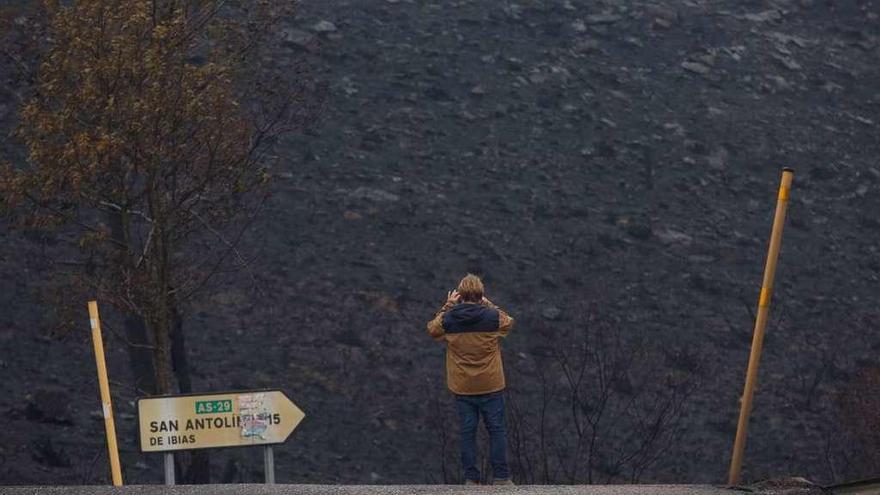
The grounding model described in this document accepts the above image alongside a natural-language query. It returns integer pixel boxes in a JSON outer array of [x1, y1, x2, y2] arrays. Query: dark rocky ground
[[2, 0, 880, 487]]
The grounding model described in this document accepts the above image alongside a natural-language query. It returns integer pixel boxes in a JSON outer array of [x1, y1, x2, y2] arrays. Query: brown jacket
[[427, 299, 515, 395]]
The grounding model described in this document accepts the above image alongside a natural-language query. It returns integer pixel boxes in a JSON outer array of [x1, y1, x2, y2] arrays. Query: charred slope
[[1, 0, 879, 486]]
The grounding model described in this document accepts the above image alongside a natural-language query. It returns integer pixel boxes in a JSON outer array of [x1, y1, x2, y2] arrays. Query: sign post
[[137, 389, 304, 484], [728, 168, 794, 484], [88, 301, 124, 486], [264, 445, 275, 484], [164, 453, 175, 485]]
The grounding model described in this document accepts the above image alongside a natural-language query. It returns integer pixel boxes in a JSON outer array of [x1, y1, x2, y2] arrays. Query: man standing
[[427, 274, 515, 486]]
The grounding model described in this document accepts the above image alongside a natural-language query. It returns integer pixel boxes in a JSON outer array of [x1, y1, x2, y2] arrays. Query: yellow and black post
[[88, 300, 124, 486], [728, 168, 794, 485]]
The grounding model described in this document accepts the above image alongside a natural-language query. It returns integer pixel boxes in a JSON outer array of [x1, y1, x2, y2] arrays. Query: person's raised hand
[[447, 290, 461, 305]]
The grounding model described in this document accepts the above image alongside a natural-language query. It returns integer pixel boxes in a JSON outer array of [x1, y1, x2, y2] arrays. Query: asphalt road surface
[[0, 485, 745, 495]]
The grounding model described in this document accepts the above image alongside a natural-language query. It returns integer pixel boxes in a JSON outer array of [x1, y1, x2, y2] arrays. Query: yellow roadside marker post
[[88, 300, 124, 486], [728, 168, 794, 485]]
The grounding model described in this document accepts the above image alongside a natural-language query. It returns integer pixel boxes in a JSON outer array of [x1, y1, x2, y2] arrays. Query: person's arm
[[426, 290, 460, 341], [497, 309, 515, 338], [482, 297, 515, 338]]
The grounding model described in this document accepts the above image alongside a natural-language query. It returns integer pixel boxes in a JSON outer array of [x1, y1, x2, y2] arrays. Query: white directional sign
[[137, 389, 305, 452]]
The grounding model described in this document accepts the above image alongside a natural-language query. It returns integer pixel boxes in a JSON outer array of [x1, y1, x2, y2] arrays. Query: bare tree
[[420, 375, 458, 484], [787, 323, 842, 411], [834, 366, 880, 478], [507, 306, 700, 484]]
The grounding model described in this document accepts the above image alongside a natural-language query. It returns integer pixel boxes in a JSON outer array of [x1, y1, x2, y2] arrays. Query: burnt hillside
[[1, 0, 879, 486]]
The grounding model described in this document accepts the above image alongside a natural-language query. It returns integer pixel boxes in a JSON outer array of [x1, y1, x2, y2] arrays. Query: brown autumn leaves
[[0, 0, 315, 394]]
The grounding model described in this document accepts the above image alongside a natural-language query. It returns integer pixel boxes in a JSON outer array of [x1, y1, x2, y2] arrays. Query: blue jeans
[[455, 391, 510, 482]]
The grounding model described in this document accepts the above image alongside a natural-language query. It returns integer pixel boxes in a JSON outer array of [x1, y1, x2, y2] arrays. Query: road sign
[[137, 389, 305, 452]]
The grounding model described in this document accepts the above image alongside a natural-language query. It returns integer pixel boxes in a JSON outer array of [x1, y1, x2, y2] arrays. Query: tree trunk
[[107, 210, 158, 396], [171, 304, 192, 393], [150, 312, 174, 394], [150, 221, 175, 395], [171, 305, 211, 483], [181, 450, 211, 484], [125, 314, 158, 396]]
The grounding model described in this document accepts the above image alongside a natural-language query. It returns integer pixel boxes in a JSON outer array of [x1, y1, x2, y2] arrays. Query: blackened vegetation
[[426, 303, 700, 484], [1, 0, 880, 487], [510, 319, 697, 484]]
